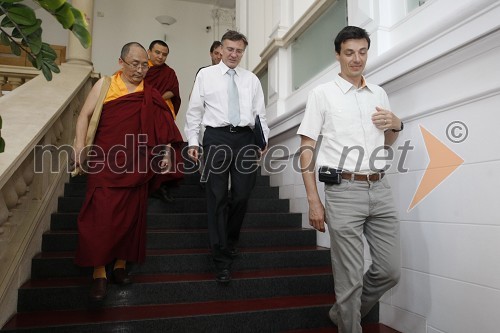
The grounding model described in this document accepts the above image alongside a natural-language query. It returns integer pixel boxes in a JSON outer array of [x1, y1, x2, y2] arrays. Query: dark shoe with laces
[[215, 269, 231, 285], [89, 278, 107, 301], [112, 268, 132, 285]]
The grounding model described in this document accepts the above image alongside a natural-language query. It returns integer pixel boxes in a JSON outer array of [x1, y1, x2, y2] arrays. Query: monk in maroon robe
[[145, 40, 181, 117], [73, 42, 182, 301], [145, 40, 184, 200]]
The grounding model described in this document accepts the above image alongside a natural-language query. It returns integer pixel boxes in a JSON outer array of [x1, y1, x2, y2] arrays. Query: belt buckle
[[229, 125, 237, 133], [366, 173, 372, 184]]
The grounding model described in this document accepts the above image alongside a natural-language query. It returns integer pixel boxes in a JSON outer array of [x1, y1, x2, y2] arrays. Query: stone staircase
[[1, 171, 392, 332]]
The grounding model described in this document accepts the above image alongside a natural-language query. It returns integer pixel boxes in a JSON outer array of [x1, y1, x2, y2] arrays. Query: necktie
[[227, 69, 240, 127]]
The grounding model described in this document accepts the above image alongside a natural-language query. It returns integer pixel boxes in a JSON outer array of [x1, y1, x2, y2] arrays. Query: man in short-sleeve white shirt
[[297, 26, 403, 333]]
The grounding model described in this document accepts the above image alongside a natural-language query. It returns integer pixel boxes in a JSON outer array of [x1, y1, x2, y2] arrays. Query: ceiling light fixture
[[155, 15, 177, 26]]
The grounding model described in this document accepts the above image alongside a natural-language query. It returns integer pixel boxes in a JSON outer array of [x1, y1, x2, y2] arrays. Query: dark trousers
[[202, 126, 258, 270]]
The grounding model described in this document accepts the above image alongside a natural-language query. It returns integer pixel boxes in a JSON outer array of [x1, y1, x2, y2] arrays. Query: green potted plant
[[0, 0, 92, 152]]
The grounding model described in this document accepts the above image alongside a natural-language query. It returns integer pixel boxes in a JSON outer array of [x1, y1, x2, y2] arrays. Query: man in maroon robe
[[73, 42, 182, 301], [145, 40, 184, 202]]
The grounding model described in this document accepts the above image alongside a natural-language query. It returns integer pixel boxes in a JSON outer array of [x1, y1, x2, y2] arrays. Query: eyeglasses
[[224, 47, 245, 56], [121, 58, 149, 71]]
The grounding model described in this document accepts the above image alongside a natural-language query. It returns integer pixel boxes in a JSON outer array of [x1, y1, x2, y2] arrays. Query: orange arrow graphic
[[408, 125, 464, 211]]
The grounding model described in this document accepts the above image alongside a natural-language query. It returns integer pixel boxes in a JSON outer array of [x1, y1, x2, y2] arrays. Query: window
[[291, 0, 347, 91], [407, 0, 427, 13]]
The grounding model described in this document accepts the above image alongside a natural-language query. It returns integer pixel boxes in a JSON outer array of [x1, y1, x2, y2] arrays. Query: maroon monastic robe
[[144, 63, 184, 191], [74, 84, 182, 267], [144, 63, 181, 115]]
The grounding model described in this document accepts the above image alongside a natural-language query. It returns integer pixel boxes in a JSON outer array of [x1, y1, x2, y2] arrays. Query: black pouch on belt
[[318, 166, 342, 185]]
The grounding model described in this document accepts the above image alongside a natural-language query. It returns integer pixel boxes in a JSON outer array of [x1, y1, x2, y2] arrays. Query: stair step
[[32, 246, 331, 278], [18, 267, 334, 312], [285, 323, 402, 333], [50, 212, 302, 231], [2, 165, 388, 332], [57, 196, 289, 213], [3, 294, 335, 332], [64, 182, 279, 198], [69, 172, 271, 186], [41, 228, 317, 252]]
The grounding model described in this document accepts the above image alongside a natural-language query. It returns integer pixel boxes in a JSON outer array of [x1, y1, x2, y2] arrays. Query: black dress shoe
[[89, 278, 107, 301], [112, 268, 132, 285], [215, 269, 231, 284], [228, 247, 239, 258], [160, 185, 175, 202]]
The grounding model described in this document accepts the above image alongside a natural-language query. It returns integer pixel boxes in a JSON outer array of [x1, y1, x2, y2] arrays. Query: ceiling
[[174, 0, 235, 9]]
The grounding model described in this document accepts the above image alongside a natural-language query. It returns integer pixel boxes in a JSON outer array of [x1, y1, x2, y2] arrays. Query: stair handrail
[[0, 65, 40, 96]]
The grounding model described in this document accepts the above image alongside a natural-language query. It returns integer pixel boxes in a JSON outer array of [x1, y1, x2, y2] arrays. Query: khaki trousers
[[324, 177, 401, 333]]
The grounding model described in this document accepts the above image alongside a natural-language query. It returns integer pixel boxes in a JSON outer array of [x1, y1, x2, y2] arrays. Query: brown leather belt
[[341, 172, 384, 182]]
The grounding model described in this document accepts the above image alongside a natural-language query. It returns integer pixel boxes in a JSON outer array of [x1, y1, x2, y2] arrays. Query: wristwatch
[[391, 121, 404, 133]]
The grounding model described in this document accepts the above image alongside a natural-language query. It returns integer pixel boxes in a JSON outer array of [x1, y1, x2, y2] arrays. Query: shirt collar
[[218, 61, 240, 76], [335, 74, 373, 94]]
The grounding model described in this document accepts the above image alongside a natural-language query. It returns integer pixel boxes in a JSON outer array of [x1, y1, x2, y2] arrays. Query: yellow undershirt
[[104, 71, 144, 104]]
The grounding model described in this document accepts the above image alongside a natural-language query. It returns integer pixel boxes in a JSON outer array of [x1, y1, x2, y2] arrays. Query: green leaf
[[27, 52, 36, 67], [26, 29, 42, 54], [41, 43, 57, 60], [19, 18, 42, 35], [54, 2, 73, 29], [70, 23, 91, 49], [27, 52, 42, 69], [36, 0, 66, 11], [0, 137, 5, 153], [1, 16, 15, 28], [46, 60, 60, 73], [11, 27, 23, 39], [0, 115, 4, 153], [9, 40, 21, 55], [0, 32, 10, 46], [41, 62, 53, 81], [6, 4, 37, 26], [70, 7, 88, 27]]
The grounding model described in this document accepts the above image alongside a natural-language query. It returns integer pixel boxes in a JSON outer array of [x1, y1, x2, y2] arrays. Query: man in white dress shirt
[[185, 30, 269, 284], [297, 26, 403, 332]]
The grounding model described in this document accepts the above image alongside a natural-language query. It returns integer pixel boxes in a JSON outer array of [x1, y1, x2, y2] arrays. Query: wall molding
[[254, 0, 336, 73], [367, 1, 500, 85]]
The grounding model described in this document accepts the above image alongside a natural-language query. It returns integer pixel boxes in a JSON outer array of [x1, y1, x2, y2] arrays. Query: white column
[[66, 0, 94, 65], [270, 0, 293, 39], [235, 0, 249, 68]]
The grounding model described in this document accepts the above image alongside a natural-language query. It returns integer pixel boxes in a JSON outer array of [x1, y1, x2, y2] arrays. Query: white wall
[[36, 8, 69, 46], [91, 0, 236, 138], [242, 0, 500, 332], [37, 0, 234, 139]]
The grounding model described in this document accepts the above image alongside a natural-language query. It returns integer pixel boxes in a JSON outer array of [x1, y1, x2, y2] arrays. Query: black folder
[[253, 115, 267, 150]]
